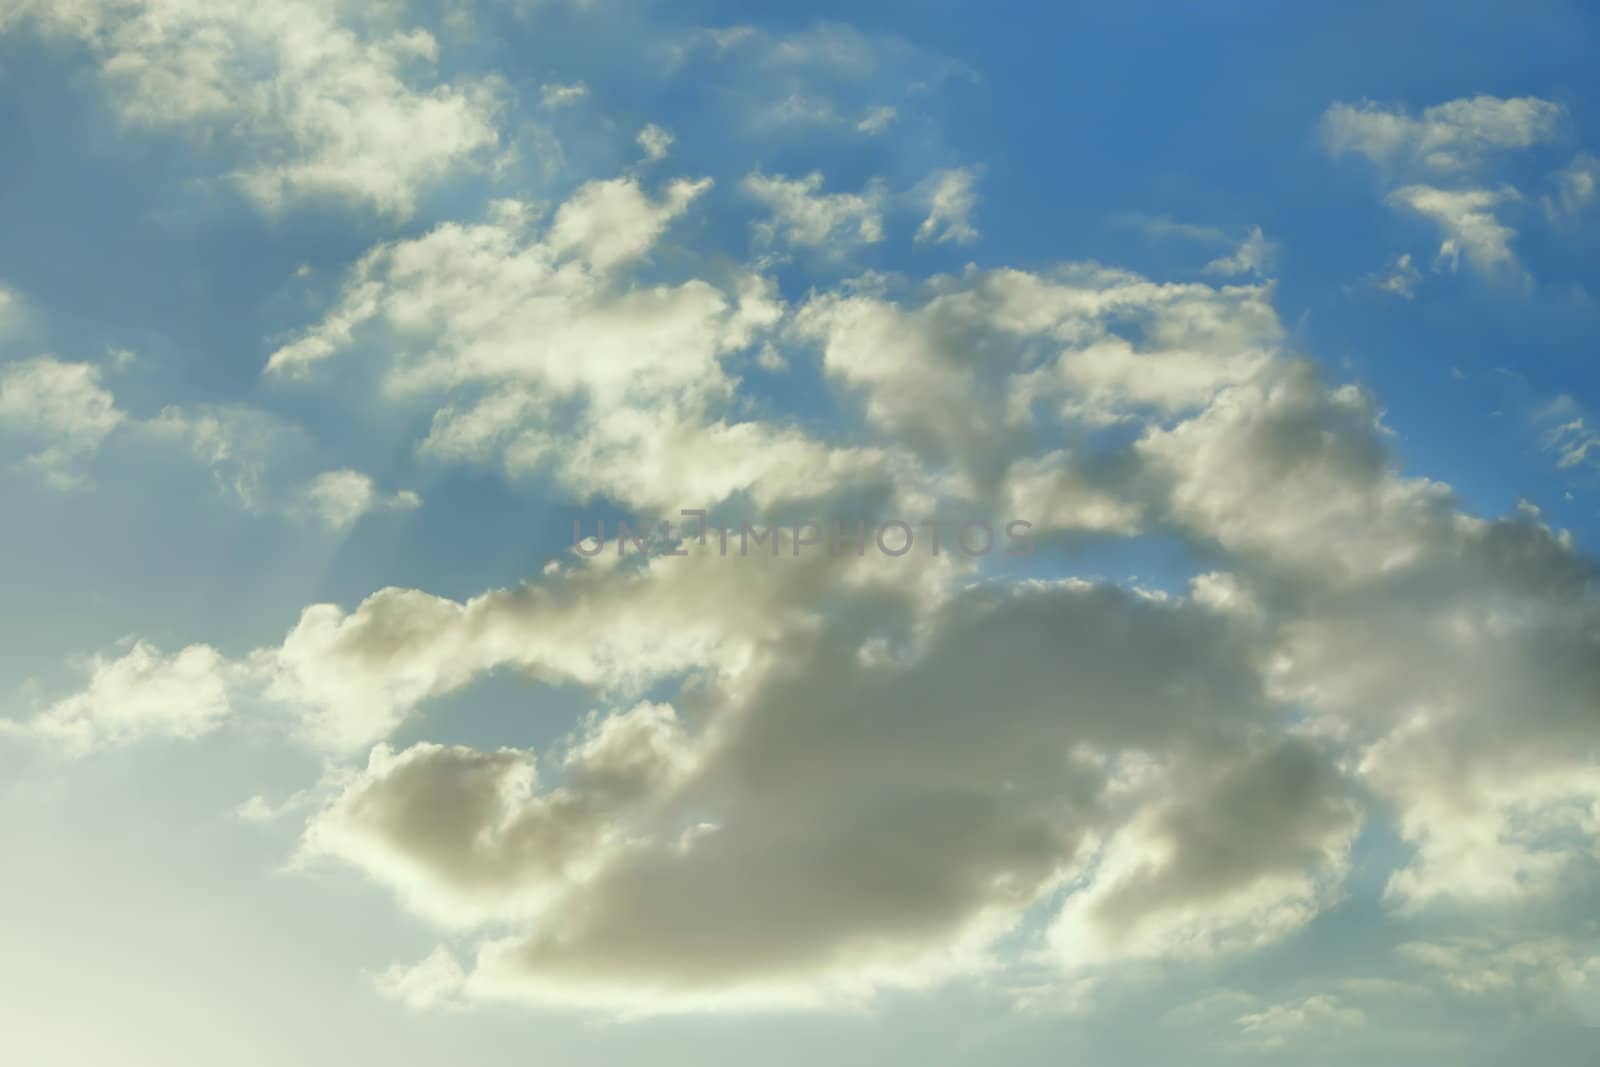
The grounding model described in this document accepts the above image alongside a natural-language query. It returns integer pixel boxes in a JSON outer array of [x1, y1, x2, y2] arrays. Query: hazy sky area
[[1, 2, 1599, 1064]]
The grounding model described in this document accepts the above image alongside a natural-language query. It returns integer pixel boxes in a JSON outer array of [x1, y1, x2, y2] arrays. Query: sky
[[1, 1, 1599, 1063]]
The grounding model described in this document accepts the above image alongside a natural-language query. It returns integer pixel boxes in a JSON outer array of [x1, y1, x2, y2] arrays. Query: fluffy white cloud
[[1388, 185, 1526, 282], [267, 180, 883, 514], [28, 144, 1595, 1023], [793, 264, 1280, 487], [742, 171, 886, 249], [549, 176, 712, 270], [267, 183, 726, 386], [29, 641, 234, 754], [3, 0, 504, 216], [0, 356, 124, 488], [295, 469, 421, 530], [1322, 95, 1560, 173], [636, 124, 674, 162], [1320, 95, 1570, 288]]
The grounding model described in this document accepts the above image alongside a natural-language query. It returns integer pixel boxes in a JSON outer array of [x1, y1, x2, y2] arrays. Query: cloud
[[0, 284, 19, 333], [856, 105, 897, 134], [1322, 95, 1562, 288], [636, 123, 674, 162], [25, 147, 1597, 1026], [1545, 153, 1600, 222], [295, 469, 421, 530], [1234, 994, 1366, 1052], [3, 0, 505, 217], [86, 223, 1600, 1018], [264, 182, 726, 383], [0, 356, 124, 488], [290, 575, 1307, 1012], [143, 403, 408, 524], [1202, 226, 1276, 278], [1141, 367, 1600, 909], [742, 171, 886, 249], [549, 176, 713, 270], [1321, 95, 1560, 174], [1536, 396, 1600, 473], [914, 167, 980, 245], [1398, 935, 1600, 1011], [1047, 739, 1359, 970], [540, 81, 589, 109], [28, 641, 235, 754], [0, 337, 407, 516], [373, 947, 469, 1013], [266, 179, 878, 514], [1387, 185, 1527, 283], [1115, 213, 1229, 245], [1354, 253, 1423, 300], [142, 403, 309, 511], [679, 22, 970, 141], [792, 263, 1280, 485], [255, 547, 919, 751]]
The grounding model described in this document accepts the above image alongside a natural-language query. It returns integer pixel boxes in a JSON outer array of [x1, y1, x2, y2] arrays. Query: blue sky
[[1, 2, 1598, 1064]]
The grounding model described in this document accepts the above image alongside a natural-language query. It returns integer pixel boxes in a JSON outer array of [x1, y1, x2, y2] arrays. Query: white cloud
[[636, 123, 674, 161], [742, 171, 886, 249], [0, 356, 124, 488], [1545, 153, 1600, 221], [373, 947, 469, 1012], [1387, 185, 1527, 283], [1202, 226, 1276, 278], [1538, 403, 1600, 472], [29, 151, 1598, 1024], [266, 179, 879, 515], [1398, 936, 1600, 1005], [4, 0, 505, 217], [856, 105, 896, 135], [1322, 95, 1563, 290], [914, 167, 980, 245], [793, 263, 1281, 483], [29, 641, 234, 754], [1116, 213, 1229, 245], [539, 81, 589, 108], [549, 176, 712, 270], [1322, 95, 1560, 173], [295, 469, 421, 530]]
